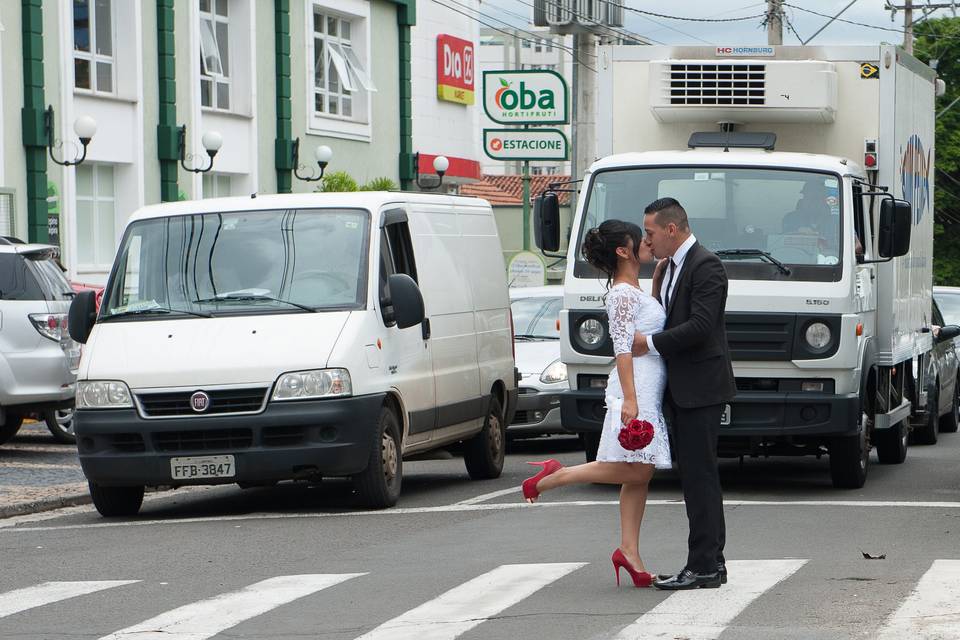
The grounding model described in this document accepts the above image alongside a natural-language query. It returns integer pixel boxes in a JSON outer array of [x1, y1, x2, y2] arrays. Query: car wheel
[[44, 408, 77, 444], [89, 482, 144, 517], [464, 396, 506, 480], [829, 408, 869, 489], [581, 432, 601, 463], [911, 383, 939, 445], [0, 410, 25, 445], [875, 419, 909, 464], [939, 380, 959, 433], [353, 406, 402, 508]]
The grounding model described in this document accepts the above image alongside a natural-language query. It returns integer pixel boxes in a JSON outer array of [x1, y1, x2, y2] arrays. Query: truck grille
[[725, 313, 797, 361], [136, 387, 268, 418], [153, 428, 253, 452], [668, 63, 765, 105]]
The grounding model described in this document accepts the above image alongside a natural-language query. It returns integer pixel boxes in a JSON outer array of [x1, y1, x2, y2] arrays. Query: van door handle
[[422, 318, 431, 341]]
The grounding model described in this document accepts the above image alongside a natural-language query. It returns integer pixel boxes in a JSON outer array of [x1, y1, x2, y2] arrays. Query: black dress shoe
[[654, 568, 722, 590], [718, 561, 727, 584]]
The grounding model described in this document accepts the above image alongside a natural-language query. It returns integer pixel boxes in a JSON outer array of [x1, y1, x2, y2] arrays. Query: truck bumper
[[560, 390, 860, 437], [74, 393, 387, 487]]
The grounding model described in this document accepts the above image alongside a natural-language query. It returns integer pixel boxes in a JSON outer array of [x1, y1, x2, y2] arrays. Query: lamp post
[[178, 126, 223, 173], [293, 140, 333, 183], [45, 106, 97, 167], [414, 154, 449, 190]]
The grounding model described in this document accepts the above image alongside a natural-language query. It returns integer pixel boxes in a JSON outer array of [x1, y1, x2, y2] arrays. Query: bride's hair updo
[[581, 219, 644, 288]]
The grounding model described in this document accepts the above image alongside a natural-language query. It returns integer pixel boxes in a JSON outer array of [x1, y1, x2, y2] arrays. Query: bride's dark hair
[[581, 219, 644, 289]]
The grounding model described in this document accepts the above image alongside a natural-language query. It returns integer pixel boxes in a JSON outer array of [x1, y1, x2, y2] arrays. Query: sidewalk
[[0, 421, 90, 517]]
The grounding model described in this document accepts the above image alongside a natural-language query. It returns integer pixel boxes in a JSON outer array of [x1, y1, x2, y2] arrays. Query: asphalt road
[[1, 432, 959, 640]]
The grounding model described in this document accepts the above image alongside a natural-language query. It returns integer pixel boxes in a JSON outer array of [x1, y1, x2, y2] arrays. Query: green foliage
[[361, 177, 399, 191], [315, 172, 398, 193], [915, 19, 960, 284]]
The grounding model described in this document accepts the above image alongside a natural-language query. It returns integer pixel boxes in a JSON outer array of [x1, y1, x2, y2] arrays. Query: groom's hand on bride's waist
[[632, 332, 651, 357]]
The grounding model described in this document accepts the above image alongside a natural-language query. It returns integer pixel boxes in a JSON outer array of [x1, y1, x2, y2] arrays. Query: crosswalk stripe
[[875, 559, 960, 639], [613, 559, 807, 640], [0, 581, 139, 618], [98, 573, 363, 640], [355, 562, 586, 640]]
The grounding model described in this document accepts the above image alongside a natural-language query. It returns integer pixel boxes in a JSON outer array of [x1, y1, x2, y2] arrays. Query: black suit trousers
[[666, 390, 726, 573]]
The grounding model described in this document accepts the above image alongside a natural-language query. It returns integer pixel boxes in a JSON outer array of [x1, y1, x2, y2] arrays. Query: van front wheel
[[464, 396, 505, 480], [89, 483, 144, 517], [353, 407, 402, 508]]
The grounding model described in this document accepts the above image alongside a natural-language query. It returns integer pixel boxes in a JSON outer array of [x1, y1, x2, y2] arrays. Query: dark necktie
[[663, 258, 676, 310]]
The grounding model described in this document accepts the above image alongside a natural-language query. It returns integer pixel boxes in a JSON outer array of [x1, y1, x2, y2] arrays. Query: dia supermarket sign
[[483, 129, 568, 161], [483, 70, 568, 125]]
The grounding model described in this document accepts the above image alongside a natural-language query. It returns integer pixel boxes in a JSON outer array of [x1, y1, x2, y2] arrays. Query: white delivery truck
[[535, 45, 954, 488], [68, 192, 517, 516]]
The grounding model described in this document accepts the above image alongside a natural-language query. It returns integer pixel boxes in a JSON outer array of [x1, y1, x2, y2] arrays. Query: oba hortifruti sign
[[482, 70, 568, 125]]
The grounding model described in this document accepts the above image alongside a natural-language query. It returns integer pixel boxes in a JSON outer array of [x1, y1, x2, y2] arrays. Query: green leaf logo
[[500, 78, 510, 88]]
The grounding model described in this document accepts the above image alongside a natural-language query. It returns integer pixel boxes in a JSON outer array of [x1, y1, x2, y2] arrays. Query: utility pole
[[767, 0, 783, 45], [887, 2, 959, 54], [572, 31, 597, 194]]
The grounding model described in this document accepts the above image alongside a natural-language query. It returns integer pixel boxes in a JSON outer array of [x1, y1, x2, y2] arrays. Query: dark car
[[910, 297, 960, 444]]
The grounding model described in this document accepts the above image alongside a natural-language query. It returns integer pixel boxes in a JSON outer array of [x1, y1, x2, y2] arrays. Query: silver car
[[0, 240, 80, 444], [509, 286, 569, 437]]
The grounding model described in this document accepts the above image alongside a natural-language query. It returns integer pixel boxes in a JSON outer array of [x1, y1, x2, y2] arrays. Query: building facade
[[0, 0, 416, 283]]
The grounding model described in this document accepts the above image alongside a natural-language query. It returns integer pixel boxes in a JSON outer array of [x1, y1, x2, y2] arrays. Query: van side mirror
[[878, 198, 912, 258], [68, 290, 98, 344], [386, 274, 425, 330], [534, 192, 561, 253], [937, 325, 960, 342]]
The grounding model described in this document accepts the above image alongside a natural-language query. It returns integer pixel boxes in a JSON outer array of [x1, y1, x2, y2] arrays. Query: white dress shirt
[[646, 234, 697, 355]]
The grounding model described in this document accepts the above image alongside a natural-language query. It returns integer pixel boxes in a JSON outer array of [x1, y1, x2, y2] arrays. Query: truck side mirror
[[68, 290, 98, 344], [878, 198, 912, 258], [937, 325, 960, 342], [386, 274, 425, 330], [534, 192, 561, 253]]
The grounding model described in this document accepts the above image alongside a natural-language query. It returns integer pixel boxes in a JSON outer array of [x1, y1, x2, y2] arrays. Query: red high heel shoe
[[521, 459, 563, 501], [612, 549, 654, 588]]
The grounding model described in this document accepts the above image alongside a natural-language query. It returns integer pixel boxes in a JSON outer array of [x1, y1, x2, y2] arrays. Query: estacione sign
[[437, 34, 474, 105], [483, 70, 568, 125], [483, 128, 568, 161]]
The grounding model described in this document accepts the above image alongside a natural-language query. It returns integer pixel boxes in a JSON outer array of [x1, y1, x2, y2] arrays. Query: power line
[[618, 4, 768, 23], [509, 0, 665, 46], [596, 0, 713, 44]]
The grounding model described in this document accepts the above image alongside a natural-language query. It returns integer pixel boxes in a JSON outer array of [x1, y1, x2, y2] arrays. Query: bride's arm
[[609, 289, 639, 425]]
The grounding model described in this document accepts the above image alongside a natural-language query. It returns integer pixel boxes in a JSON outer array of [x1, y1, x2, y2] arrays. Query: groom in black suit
[[632, 197, 736, 590]]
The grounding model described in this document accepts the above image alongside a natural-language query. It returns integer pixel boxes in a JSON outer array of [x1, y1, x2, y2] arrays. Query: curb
[[0, 492, 92, 519]]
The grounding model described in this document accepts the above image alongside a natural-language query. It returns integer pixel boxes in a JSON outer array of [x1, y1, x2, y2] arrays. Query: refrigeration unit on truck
[[535, 45, 953, 488]]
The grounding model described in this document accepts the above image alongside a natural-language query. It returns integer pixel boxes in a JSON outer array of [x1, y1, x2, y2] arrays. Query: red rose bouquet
[[618, 418, 655, 452]]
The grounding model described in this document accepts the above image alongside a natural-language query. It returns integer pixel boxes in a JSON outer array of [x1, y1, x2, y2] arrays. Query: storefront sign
[[483, 70, 568, 124], [437, 34, 475, 105], [483, 128, 568, 161]]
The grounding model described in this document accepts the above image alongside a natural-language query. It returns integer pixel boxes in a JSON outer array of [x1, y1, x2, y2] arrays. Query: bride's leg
[[537, 461, 648, 493], [618, 466, 654, 570]]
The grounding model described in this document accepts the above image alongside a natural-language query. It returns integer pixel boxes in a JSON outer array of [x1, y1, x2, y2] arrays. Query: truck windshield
[[101, 208, 369, 319], [577, 167, 843, 281]]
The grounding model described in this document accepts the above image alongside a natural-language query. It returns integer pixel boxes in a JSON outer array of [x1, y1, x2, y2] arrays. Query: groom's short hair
[[644, 198, 690, 231]]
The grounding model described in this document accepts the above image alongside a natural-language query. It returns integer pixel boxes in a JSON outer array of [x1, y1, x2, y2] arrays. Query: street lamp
[[414, 153, 449, 190], [45, 106, 97, 167], [178, 125, 223, 173], [292, 139, 333, 182]]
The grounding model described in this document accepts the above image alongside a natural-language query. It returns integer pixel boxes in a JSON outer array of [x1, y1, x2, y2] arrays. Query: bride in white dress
[[520, 219, 672, 588]]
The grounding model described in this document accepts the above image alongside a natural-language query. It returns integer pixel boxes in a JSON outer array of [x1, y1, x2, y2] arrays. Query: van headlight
[[76, 381, 133, 409], [578, 318, 605, 348], [540, 359, 568, 384], [273, 369, 352, 400], [804, 322, 832, 351]]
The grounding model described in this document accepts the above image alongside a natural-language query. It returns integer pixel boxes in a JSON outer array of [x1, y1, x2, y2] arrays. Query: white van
[[68, 192, 518, 516]]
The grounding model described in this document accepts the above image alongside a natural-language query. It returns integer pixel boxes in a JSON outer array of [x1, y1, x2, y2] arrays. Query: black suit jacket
[[652, 241, 736, 409]]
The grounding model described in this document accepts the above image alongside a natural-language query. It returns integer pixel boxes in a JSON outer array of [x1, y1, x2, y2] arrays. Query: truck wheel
[[912, 384, 939, 445], [939, 381, 959, 433], [0, 411, 24, 445], [464, 396, 505, 480], [89, 482, 144, 517], [875, 420, 909, 464], [44, 408, 77, 444], [581, 432, 601, 463], [353, 406, 402, 508], [829, 412, 869, 489]]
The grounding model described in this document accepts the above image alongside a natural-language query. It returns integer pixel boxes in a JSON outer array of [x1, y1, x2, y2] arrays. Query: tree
[[914, 18, 960, 284]]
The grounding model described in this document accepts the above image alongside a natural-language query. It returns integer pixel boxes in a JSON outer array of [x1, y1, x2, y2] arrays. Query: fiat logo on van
[[190, 391, 211, 413]]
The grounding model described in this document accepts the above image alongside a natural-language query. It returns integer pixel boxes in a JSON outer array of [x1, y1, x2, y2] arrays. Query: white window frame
[[306, 0, 374, 141], [73, 0, 116, 94], [202, 173, 232, 198], [199, 0, 232, 111], [75, 163, 116, 271]]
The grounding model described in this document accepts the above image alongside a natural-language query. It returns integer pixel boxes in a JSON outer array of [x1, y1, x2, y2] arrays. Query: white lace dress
[[596, 283, 673, 469]]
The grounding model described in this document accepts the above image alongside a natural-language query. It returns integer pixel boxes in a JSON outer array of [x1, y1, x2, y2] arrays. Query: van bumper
[[560, 390, 860, 437], [74, 393, 386, 487]]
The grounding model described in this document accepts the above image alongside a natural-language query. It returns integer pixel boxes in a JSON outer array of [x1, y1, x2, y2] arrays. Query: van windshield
[[101, 208, 369, 319], [576, 167, 844, 282]]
